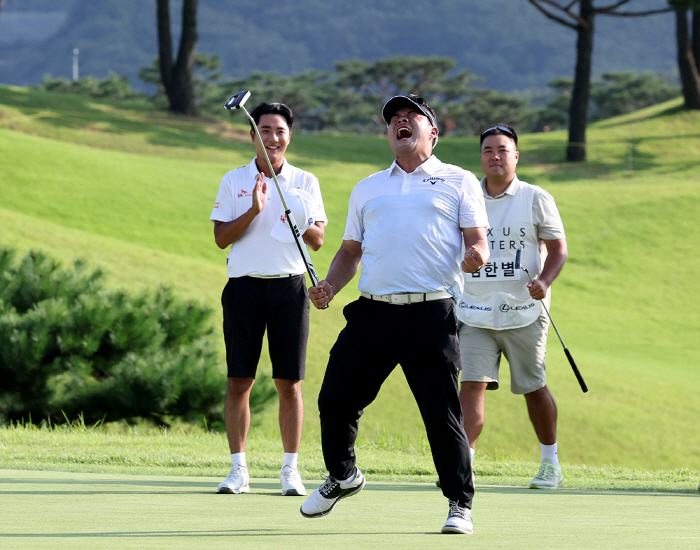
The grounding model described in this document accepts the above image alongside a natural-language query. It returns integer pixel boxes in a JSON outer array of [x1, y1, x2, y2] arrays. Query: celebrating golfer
[[210, 102, 327, 497], [301, 94, 489, 535], [455, 124, 568, 489]]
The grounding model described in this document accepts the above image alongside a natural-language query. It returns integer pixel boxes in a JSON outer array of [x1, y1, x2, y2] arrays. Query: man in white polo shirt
[[210, 102, 327, 497], [299, 94, 489, 535], [455, 124, 568, 489]]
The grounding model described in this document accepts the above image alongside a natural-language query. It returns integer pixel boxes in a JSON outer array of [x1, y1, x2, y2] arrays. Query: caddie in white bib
[[456, 176, 558, 329]]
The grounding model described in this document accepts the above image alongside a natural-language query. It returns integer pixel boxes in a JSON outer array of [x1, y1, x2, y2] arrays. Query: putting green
[[0, 470, 697, 549]]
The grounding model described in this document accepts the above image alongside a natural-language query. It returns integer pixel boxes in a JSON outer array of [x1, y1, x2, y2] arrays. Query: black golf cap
[[382, 94, 438, 128]]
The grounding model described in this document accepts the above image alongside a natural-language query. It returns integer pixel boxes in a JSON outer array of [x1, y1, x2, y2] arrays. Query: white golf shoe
[[300, 467, 365, 518], [529, 458, 563, 489], [216, 465, 250, 494], [280, 465, 307, 496], [441, 500, 473, 534]]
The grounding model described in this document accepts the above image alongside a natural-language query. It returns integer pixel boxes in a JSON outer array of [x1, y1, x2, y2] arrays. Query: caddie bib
[[455, 178, 545, 329]]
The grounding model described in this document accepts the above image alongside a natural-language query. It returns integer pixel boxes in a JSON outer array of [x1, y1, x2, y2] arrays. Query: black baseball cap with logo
[[382, 94, 438, 128]]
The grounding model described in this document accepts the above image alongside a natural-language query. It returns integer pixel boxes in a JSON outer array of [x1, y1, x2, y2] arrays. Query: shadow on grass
[[3, 475, 696, 496], [0, 529, 428, 538], [0, 476, 213, 488], [476, 485, 699, 498]]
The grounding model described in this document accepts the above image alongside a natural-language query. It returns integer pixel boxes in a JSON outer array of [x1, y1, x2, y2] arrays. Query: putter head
[[224, 90, 251, 110], [514, 248, 522, 270]]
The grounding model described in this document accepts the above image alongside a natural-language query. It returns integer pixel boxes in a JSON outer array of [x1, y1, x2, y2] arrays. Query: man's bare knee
[[274, 379, 302, 402], [227, 377, 255, 399]]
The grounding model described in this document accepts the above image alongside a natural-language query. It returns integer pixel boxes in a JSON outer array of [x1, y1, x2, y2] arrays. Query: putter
[[515, 248, 588, 393], [224, 91, 327, 307]]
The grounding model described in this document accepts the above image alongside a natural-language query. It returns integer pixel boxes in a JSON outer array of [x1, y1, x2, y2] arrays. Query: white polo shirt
[[210, 158, 327, 278], [344, 155, 488, 296]]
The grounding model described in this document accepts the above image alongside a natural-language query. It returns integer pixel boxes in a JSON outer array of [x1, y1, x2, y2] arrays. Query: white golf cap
[[270, 188, 317, 244]]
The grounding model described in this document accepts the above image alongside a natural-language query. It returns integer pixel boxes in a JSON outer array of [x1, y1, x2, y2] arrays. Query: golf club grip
[[285, 211, 328, 309], [564, 348, 588, 393]]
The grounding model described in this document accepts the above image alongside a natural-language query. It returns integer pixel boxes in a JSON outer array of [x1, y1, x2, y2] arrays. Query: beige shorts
[[458, 312, 549, 394]]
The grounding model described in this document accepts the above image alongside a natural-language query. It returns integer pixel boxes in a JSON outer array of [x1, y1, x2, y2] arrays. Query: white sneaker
[[300, 467, 365, 518], [529, 458, 563, 489], [280, 465, 307, 496], [441, 500, 473, 534], [217, 465, 250, 494]]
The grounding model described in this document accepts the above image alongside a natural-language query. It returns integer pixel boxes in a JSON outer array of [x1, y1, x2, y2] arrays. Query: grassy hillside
[[1, 85, 699, 471]]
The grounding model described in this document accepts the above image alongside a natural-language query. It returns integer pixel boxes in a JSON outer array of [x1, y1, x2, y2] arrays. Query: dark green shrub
[[39, 72, 143, 101], [0, 247, 275, 427]]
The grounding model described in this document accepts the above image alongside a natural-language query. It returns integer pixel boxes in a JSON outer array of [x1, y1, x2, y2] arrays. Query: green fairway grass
[[1, 423, 698, 492], [1, 85, 699, 472], [0, 469, 697, 550]]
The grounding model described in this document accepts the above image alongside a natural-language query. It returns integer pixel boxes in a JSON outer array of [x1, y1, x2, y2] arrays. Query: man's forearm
[[213, 209, 257, 249], [538, 239, 568, 287], [325, 243, 362, 294]]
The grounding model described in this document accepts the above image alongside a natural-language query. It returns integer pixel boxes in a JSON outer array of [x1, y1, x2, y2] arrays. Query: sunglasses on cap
[[480, 125, 515, 137]]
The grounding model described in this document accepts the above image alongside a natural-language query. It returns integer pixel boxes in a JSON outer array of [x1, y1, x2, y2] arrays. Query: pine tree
[[0, 247, 275, 427]]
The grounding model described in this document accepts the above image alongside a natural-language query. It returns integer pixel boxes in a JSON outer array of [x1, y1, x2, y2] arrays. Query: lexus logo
[[499, 303, 536, 312]]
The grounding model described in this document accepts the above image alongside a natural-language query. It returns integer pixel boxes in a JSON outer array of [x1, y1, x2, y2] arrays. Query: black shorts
[[221, 275, 309, 380]]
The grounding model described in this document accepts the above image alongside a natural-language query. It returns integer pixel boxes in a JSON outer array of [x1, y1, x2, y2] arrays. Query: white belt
[[360, 291, 452, 305], [249, 273, 300, 279]]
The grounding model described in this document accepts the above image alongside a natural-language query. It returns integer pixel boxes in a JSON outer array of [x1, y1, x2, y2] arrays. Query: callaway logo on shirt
[[423, 177, 447, 185]]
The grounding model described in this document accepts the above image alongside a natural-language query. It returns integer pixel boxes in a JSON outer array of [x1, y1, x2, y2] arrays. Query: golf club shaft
[[240, 105, 323, 292], [522, 266, 588, 393]]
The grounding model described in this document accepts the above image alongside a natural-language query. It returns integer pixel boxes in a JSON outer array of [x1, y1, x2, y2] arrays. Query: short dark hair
[[480, 124, 518, 147], [248, 102, 294, 131]]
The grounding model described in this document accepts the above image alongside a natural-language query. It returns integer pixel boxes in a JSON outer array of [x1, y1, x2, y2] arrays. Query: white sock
[[231, 452, 246, 469], [540, 442, 559, 468], [469, 447, 476, 465], [283, 452, 298, 470]]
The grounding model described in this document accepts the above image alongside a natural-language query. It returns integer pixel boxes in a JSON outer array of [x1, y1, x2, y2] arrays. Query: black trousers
[[318, 297, 475, 507]]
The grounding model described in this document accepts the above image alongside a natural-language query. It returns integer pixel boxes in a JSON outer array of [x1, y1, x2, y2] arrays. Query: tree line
[[148, 0, 698, 161], [5, 0, 699, 160], [40, 53, 680, 137]]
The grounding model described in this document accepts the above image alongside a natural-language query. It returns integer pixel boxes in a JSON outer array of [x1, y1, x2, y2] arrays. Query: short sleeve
[[342, 185, 364, 242], [304, 173, 328, 224], [210, 174, 235, 222], [533, 188, 566, 240], [459, 171, 489, 228]]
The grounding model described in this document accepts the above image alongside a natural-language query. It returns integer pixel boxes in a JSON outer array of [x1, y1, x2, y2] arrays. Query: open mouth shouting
[[397, 126, 413, 140]]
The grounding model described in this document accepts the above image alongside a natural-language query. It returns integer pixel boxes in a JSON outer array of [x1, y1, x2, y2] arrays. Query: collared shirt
[[479, 174, 566, 261], [210, 158, 327, 278], [344, 155, 488, 295]]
